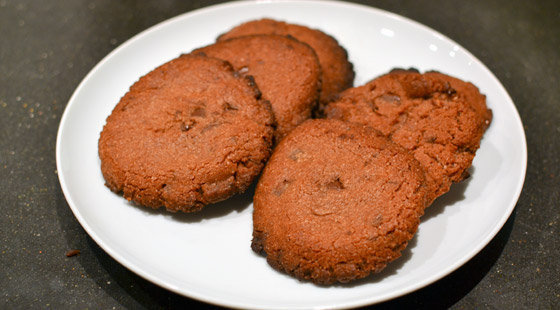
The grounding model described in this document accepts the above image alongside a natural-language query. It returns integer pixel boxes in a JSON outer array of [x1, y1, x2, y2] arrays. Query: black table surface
[[1, 0, 558, 308]]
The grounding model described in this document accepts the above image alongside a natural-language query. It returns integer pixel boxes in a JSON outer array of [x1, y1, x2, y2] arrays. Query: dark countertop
[[1, 0, 558, 308]]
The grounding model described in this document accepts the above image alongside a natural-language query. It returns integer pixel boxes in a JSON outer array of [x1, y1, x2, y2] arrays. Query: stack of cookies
[[98, 18, 492, 285]]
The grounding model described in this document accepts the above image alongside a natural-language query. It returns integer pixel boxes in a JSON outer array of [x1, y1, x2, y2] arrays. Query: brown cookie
[[325, 69, 492, 202], [98, 54, 275, 212], [217, 18, 354, 114], [252, 119, 429, 284], [194, 34, 321, 141]]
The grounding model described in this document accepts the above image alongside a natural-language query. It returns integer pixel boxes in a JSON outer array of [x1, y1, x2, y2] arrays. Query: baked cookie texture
[[325, 69, 492, 202], [218, 18, 354, 113], [252, 119, 429, 284], [98, 54, 275, 212], [194, 34, 321, 141]]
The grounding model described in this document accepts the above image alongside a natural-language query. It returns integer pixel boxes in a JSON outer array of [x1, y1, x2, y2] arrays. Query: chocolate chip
[[223, 102, 239, 111], [201, 123, 220, 134], [273, 179, 291, 196], [325, 177, 344, 190], [338, 133, 355, 140], [289, 149, 304, 161], [181, 120, 196, 131], [191, 107, 206, 117], [378, 94, 401, 105]]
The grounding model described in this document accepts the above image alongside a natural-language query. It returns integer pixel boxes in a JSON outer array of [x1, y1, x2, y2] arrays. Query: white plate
[[56, 1, 527, 309]]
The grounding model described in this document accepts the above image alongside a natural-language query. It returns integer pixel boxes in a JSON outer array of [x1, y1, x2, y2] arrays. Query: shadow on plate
[[56, 163, 502, 309], [331, 168, 473, 288], [422, 166, 474, 222], [126, 182, 257, 223], [372, 209, 516, 309]]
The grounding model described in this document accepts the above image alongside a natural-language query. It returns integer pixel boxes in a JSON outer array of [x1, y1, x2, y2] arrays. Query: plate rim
[[56, 0, 528, 308]]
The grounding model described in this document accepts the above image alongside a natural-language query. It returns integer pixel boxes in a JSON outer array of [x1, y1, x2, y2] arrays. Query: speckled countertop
[[1, 0, 558, 308]]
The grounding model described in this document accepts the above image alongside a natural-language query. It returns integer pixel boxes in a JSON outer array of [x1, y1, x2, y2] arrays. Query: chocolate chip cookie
[[99, 54, 275, 212], [326, 69, 492, 202], [252, 119, 429, 284]]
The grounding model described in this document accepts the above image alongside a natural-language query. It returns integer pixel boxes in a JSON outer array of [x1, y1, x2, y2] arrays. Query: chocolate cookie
[[252, 119, 429, 284], [98, 54, 275, 212], [217, 18, 354, 114], [194, 34, 321, 141], [325, 69, 492, 202]]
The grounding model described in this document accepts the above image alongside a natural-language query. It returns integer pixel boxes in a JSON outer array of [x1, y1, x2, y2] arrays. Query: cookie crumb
[[65, 249, 80, 257]]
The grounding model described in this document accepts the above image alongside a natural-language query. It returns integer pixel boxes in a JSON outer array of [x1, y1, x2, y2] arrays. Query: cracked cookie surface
[[252, 119, 429, 284], [325, 69, 492, 202], [98, 54, 275, 212]]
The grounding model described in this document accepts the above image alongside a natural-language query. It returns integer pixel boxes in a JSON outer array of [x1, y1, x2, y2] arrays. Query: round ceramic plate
[[56, 1, 527, 309]]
